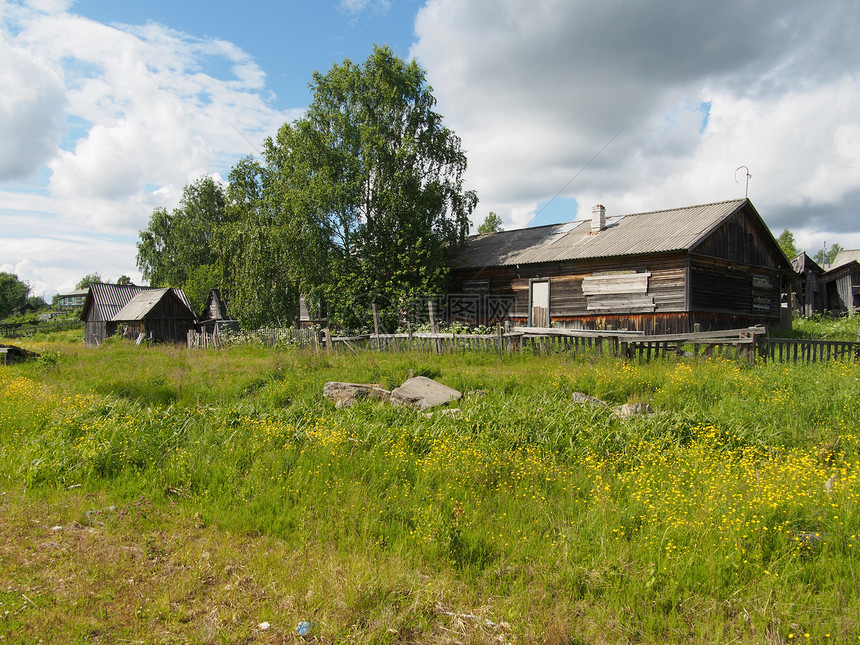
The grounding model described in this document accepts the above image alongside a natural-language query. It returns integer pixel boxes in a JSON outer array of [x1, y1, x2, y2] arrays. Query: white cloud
[[0, 36, 65, 179], [339, 0, 393, 17], [0, 235, 141, 297], [0, 1, 296, 293], [412, 0, 860, 244]]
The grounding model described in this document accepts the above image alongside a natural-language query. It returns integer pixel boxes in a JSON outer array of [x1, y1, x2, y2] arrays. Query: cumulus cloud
[[0, 36, 65, 179], [412, 0, 860, 249], [0, 0, 297, 293]]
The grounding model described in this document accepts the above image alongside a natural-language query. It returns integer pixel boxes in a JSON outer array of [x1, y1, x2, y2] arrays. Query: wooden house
[[81, 284, 195, 347], [822, 249, 860, 316], [790, 252, 826, 316], [450, 199, 796, 334], [55, 288, 89, 310]]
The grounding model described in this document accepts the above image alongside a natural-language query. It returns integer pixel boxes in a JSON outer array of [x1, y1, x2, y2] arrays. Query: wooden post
[[407, 320, 413, 351], [372, 303, 380, 351], [323, 327, 331, 354], [496, 323, 503, 354], [428, 300, 440, 355]]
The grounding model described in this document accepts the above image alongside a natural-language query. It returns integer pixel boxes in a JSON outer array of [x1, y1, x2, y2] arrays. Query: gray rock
[[323, 382, 391, 409], [571, 392, 608, 407], [391, 376, 462, 410], [612, 402, 654, 418]]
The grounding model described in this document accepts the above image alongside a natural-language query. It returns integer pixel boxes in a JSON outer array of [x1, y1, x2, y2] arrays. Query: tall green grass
[[1, 342, 859, 642]]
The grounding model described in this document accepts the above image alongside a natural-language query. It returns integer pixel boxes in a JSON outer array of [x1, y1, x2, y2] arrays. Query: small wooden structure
[[81, 284, 195, 348], [112, 289, 196, 343], [790, 252, 826, 316], [197, 289, 239, 335], [451, 199, 796, 333], [823, 250, 860, 316]]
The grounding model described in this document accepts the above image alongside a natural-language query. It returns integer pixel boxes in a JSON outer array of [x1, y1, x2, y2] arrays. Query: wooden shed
[[450, 199, 796, 334], [81, 284, 195, 347], [112, 289, 196, 343], [790, 252, 826, 316], [822, 250, 860, 316]]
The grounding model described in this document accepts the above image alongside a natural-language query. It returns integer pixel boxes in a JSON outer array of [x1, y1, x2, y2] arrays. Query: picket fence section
[[187, 324, 860, 364]]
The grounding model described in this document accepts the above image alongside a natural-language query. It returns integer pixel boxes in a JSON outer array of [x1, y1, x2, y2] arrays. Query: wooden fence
[[187, 324, 860, 364], [760, 337, 859, 363], [0, 320, 84, 339]]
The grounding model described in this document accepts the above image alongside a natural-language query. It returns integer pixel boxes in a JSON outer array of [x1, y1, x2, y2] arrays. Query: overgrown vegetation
[[1, 340, 858, 643], [776, 313, 860, 341], [136, 45, 477, 329]]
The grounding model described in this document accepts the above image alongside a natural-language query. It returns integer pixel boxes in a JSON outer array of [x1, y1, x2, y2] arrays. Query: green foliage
[[136, 176, 228, 289], [182, 264, 220, 318], [218, 157, 299, 328], [777, 313, 860, 341], [477, 211, 504, 234], [814, 242, 843, 267], [26, 295, 47, 309], [776, 228, 799, 259], [261, 45, 477, 330], [116, 274, 133, 285], [75, 273, 102, 289], [0, 272, 30, 318]]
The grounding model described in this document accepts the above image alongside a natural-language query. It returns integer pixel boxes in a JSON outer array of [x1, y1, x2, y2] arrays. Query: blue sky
[[74, 0, 421, 109], [2, 0, 859, 297]]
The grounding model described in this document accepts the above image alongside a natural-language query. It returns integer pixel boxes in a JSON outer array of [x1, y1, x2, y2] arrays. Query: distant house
[[197, 288, 239, 335], [822, 249, 860, 316], [790, 252, 826, 316], [450, 198, 796, 334], [81, 284, 195, 348], [55, 288, 89, 310]]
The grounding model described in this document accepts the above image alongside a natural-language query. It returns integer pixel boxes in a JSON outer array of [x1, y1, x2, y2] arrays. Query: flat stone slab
[[323, 382, 391, 409], [390, 376, 462, 410]]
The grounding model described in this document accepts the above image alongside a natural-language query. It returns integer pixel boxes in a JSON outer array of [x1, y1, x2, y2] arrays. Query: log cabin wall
[[689, 257, 781, 319], [454, 253, 691, 332]]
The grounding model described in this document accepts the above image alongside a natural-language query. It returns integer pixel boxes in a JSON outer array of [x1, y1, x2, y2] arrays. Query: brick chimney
[[591, 204, 606, 234]]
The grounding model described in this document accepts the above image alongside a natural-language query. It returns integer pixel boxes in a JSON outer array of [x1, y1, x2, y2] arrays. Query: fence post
[[496, 323, 503, 355], [428, 300, 440, 355], [372, 303, 380, 351]]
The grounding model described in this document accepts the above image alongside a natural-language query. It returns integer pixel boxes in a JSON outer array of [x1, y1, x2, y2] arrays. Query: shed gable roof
[[791, 252, 824, 275], [81, 284, 195, 322], [455, 199, 749, 269], [112, 288, 195, 322], [831, 249, 860, 270], [80, 284, 151, 321]]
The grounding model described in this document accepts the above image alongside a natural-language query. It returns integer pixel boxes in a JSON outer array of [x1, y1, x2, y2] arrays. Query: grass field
[[1, 338, 859, 644]]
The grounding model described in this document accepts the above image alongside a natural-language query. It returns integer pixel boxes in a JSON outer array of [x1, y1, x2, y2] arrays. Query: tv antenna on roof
[[735, 165, 751, 198]]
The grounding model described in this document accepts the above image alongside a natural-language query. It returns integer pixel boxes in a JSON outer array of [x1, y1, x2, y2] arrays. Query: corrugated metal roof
[[455, 199, 747, 269], [831, 249, 860, 270], [81, 284, 151, 321], [82, 284, 195, 321], [112, 288, 195, 321], [112, 289, 171, 321]]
